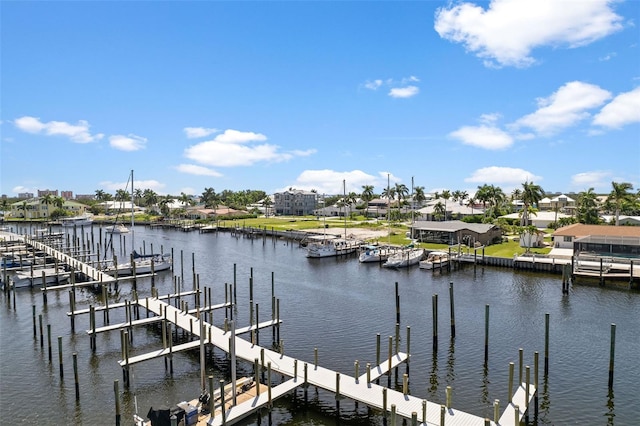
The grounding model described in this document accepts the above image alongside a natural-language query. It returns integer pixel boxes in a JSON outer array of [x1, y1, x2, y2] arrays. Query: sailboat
[[102, 170, 172, 275]]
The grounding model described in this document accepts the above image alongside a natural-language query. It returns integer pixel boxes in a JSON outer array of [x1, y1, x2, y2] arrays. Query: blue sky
[[2, 0, 639, 199]]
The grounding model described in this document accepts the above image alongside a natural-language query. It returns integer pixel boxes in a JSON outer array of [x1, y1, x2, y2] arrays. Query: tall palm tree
[[577, 188, 599, 224], [201, 187, 219, 210], [609, 181, 634, 226], [142, 189, 158, 208], [441, 190, 451, 221], [40, 194, 55, 221], [394, 183, 409, 208], [361, 184, 374, 207], [263, 196, 273, 218], [413, 186, 426, 208], [433, 202, 446, 221], [95, 189, 106, 202], [520, 181, 544, 226], [466, 197, 477, 215], [179, 192, 193, 208]]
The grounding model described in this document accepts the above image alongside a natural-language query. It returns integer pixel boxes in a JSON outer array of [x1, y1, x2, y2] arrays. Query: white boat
[[105, 224, 129, 234], [103, 251, 172, 275], [358, 244, 396, 263], [419, 251, 451, 270], [60, 213, 93, 228], [383, 247, 424, 268], [10, 267, 70, 288], [306, 237, 360, 258]]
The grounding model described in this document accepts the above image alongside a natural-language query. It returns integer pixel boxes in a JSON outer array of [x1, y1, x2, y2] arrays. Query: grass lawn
[[215, 216, 553, 257]]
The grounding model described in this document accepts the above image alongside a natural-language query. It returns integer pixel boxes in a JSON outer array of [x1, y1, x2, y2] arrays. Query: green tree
[[142, 189, 158, 208], [609, 181, 634, 226], [441, 190, 451, 220], [201, 187, 219, 209], [40, 194, 55, 221], [413, 186, 426, 207], [433, 202, 446, 221], [577, 188, 600, 224], [520, 181, 544, 226]]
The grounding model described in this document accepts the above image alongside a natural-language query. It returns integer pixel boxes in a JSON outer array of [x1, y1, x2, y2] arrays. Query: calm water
[[1, 225, 639, 425]]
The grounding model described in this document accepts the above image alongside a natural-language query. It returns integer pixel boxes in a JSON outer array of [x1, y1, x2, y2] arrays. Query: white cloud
[[465, 166, 542, 189], [12, 185, 34, 194], [14, 116, 104, 143], [512, 81, 612, 135], [449, 125, 513, 149], [183, 127, 219, 139], [184, 129, 312, 167], [175, 164, 223, 177], [364, 79, 383, 90], [435, 0, 624, 68], [570, 171, 611, 189], [592, 86, 640, 129], [389, 86, 420, 98], [109, 134, 147, 151], [363, 77, 420, 98], [286, 169, 380, 195]]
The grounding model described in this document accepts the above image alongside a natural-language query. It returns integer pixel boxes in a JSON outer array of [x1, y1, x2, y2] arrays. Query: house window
[[563, 236, 572, 242]]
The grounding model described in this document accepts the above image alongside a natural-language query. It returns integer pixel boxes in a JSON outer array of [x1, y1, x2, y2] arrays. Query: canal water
[[1, 225, 639, 425]]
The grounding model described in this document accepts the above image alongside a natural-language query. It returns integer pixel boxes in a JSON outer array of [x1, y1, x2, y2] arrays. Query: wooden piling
[[449, 282, 456, 338], [73, 353, 79, 400], [508, 362, 514, 403], [114, 379, 121, 426], [47, 324, 52, 362], [544, 313, 550, 375], [484, 304, 490, 364], [58, 336, 63, 378], [32, 305, 37, 338], [432, 294, 438, 351], [608, 323, 616, 389]]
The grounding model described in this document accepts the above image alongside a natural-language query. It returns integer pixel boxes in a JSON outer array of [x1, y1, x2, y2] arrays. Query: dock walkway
[[132, 297, 534, 426]]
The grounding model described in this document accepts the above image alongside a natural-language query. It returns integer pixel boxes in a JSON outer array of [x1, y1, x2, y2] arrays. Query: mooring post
[[58, 336, 63, 378], [449, 282, 456, 338], [518, 348, 523, 384], [544, 313, 550, 375], [484, 304, 490, 364], [47, 324, 52, 362], [508, 362, 514, 403], [73, 352, 79, 400], [608, 323, 616, 389], [114, 379, 121, 426], [432, 294, 438, 351], [493, 399, 500, 424], [32, 305, 37, 338], [395, 281, 400, 324]]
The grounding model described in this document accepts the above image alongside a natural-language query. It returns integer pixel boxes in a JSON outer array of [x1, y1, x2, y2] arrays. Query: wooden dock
[[123, 297, 535, 426]]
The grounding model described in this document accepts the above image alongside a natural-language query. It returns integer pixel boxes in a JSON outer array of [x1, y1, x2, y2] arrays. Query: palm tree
[[520, 181, 544, 226], [201, 187, 219, 210], [441, 190, 451, 221], [361, 185, 375, 216], [95, 189, 106, 202], [142, 189, 158, 208], [18, 201, 28, 218], [577, 188, 599, 224], [40, 194, 55, 221], [263, 196, 273, 218], [115, 189, 130, 202], [134, 188, 143, 206], [433, 202, 446, 221], [179, 192, 193, 208], [394, 183, 409, 208], [466, 197, 477, 215], [345, 192, 358, 216], [609, 181, 634, 226], [414, 186, 426, 208]]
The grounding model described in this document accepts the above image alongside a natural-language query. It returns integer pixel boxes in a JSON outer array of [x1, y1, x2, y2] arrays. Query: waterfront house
[[9, 198, 88, 220], [274, 189, 317, 216], [500, 211, 571, 229], [552, 223, 640, 258], [410, 220, 502, 246]]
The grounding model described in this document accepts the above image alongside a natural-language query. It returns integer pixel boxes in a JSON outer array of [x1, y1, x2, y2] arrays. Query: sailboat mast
[[130, 169, 135, 253], [343, 179, 347, 240]]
